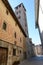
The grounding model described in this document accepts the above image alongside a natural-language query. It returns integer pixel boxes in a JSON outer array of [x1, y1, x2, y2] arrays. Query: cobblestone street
[[19, 56, 43, 65]]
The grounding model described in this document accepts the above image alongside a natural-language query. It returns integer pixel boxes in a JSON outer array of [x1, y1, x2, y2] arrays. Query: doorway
[[0, 47, 8, 65]]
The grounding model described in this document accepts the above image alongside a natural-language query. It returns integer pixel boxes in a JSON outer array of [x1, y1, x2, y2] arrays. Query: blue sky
[[8, 0, 41, 45]]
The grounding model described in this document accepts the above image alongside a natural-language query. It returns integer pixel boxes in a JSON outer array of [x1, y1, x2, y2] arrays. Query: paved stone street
[[19, 56, 43, 65]]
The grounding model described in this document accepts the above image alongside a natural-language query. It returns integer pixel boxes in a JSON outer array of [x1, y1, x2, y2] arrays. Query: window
[[19, 4, 21, 7], [16, 7, 18, 9], [20, 50, 21, 54], [14, 41, 17, 45], [20, 38, 21, 42], [6, 10, 9, 15], [16, 12, 18, 15], [3, 22, 7, 30], [19, 10, 21, 13], [13, 49, 16, 56], [18, 16, 21, 19], [14, 32, 16, 38]]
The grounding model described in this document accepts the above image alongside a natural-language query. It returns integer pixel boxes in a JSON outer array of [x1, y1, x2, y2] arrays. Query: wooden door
[[0, 47, 8, 65]]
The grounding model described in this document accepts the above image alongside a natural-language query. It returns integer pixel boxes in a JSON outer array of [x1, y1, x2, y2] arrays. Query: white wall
[[39, 0, 43, 33], [38, 0, 43, 44]]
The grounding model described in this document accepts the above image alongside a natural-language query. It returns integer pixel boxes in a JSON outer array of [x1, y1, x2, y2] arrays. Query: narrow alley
[[19, 56, 43, 65], [0, 0, 43, 65]]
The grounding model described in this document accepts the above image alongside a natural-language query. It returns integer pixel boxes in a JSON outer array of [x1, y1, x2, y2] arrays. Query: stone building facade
[[15, 3, 28, 36], [35, 45, 42, 56], [35, 0, 43, 54], [0, 0, 27, 65], [15, 3, 31, 59]]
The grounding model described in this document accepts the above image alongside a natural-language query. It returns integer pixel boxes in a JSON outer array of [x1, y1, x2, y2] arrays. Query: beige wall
[[0, 1, 27, 64], [0, 0, 25, 48]]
